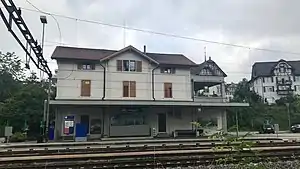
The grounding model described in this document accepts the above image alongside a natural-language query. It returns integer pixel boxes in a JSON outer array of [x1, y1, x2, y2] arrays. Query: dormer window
[[78, 63, 95, 70], [280, 67, 285, 73], [117, 60, 142, 72], [161, 67, 176, 74]]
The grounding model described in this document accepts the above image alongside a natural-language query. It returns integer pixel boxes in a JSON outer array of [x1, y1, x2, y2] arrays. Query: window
[[161, 67, 176, 74], [81, 80, 91, 96], [123, 81, 136, 97], [117, 60, 142, 72], [164, 83, 173, 98], [264, 86, 274, 93], [110, 113, 145, 126], [78, 63, 95, 70], [90, 119, 102, 134], [123, 60, 129, 71]]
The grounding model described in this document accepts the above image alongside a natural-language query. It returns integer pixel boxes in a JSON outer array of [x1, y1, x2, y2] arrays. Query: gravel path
[[156, 160, 300, 169]]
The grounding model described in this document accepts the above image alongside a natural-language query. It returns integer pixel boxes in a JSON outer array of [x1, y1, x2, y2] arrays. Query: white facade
[[56, 51, 191, 101], [51, 46, 248, 140], [250, 60, 300, 104]]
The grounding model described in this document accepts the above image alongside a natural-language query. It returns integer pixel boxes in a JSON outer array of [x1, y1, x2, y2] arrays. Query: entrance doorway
[[80, 115, 90, 134], [158, 113, 166, 132]]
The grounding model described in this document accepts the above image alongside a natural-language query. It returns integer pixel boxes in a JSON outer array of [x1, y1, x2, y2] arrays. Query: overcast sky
[[1, 0, 300, 82]]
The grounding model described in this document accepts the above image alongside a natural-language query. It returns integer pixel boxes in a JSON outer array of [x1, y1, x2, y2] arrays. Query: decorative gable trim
[[100, 45, 159, 64], [191, 59, 227, 77]]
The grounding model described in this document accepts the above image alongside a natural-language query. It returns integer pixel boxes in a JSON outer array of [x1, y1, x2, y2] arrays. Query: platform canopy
[[50, 100, 249, 107]]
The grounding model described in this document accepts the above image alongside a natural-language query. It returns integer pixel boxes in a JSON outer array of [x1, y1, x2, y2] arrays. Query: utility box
[[274, 124, 279, 135], [4, 126, 13, 137]]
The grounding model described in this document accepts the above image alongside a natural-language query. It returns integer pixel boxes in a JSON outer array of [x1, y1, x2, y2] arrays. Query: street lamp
[[40, 15, 47, 51], [40, 15, 50, 142]]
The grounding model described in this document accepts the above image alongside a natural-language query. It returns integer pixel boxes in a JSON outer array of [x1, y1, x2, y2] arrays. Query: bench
[[173, 129, 204, 138]]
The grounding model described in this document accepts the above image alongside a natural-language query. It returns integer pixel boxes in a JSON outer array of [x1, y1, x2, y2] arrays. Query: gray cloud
[[1, 0, 299, 82]]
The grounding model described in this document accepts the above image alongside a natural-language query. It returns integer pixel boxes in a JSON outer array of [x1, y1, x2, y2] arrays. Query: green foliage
[[229, 78, 300, 131], [233, 78, 263, 104], [0, 51, 55, 139], [9, 132, 27, 142]]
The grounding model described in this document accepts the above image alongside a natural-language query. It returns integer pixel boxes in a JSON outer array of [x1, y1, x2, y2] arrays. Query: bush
[[9, 132, 26, 142]]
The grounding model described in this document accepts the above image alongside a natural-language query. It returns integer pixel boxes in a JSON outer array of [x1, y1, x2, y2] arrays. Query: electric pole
[[0, 0, 52, 143]]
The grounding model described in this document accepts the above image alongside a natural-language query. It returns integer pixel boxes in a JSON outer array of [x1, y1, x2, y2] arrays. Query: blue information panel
[[75, 123, 87, 137]]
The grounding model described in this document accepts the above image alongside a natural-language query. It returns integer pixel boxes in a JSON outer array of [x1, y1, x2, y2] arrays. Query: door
[[158, 113, 166, 133], [80, 115, 90, 134]]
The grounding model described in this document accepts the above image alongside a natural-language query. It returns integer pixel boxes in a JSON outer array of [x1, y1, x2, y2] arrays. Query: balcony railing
[[276, 79, 292, 85], [194, 96, 226, 103], [276, 89, 294, 95]]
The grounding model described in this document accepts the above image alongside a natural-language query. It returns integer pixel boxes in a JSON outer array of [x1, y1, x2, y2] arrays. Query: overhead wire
[[25, 0, 62, 44], [17, 5, 300, 56]]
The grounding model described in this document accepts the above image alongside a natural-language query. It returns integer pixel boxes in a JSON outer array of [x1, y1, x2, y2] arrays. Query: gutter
[[99, 62, 106, 100], [191, 79, 195, 101], [152, 65, 160, 101]]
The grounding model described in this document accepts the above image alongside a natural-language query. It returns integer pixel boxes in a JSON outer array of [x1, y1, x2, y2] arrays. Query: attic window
[[161, 68, 176, 74], [78, 63, 95, 70]]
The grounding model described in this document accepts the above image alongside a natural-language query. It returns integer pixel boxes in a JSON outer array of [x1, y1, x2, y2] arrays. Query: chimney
[[209, 56, 211, 60], [143, 45, 146, 54]]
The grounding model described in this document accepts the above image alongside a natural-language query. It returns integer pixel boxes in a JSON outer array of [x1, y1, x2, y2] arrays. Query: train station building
[[50, 45, 248, 140]]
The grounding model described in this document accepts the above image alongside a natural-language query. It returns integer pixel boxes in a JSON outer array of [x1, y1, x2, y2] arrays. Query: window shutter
[[77, 63, 82, 70], [91, 64, 95, 70], [117, 60, 122, 71], [263, 87, 266, 93], [271, 77, 274, 83], [81, 80, 91, 96], [160, 68, 164, 73], [164, 83, 172, 98], [262, 78, 265, 83], [172, 68, 176, 74], [136, 61, 142, 72], [123, 81, 129, 97], [169, 83, 173, 97], [130, 81, 136, 97], [164, 83, 168, 98]]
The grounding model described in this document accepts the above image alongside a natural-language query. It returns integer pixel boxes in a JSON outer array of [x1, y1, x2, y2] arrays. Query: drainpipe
[[191, 79, 195, 101], [99, 62, 106, 100], [152, 65, 159, 101]]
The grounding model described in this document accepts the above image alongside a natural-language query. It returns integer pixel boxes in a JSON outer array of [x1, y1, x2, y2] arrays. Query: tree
[[0, 51, 49, 138], [233, 78, 263, 104], [228, 78, 269, 131]]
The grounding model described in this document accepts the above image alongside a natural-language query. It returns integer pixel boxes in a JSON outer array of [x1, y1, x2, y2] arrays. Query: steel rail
[[0, 140, 298, 158], [1, 147, 300, 169]]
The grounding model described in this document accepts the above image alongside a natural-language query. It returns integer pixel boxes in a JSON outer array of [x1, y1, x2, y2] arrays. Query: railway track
[[0, 139, 299, 157], [1, 146, 300, 169]]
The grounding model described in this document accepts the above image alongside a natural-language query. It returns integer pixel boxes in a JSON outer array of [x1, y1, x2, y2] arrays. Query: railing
[[194, 96, 226, 103], [276, 79, 292, 85], [276, 90, 294, 95]]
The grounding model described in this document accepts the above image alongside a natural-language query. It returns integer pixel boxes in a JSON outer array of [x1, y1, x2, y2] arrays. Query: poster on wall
[[64, 116, 74, 135], [90, 119, 102, 134]]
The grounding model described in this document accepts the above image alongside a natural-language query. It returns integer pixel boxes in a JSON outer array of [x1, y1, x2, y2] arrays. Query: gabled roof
[[51, 46, 196, 66], [251, 60, 300, 80], [191, 59, 227, 77], [100, 45, 159, 64]]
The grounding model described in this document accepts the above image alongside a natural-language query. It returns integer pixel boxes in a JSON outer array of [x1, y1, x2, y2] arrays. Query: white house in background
[[225, 83, 238, 102], [50, 45, 248, 141], [249, 59, 300, 104]]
